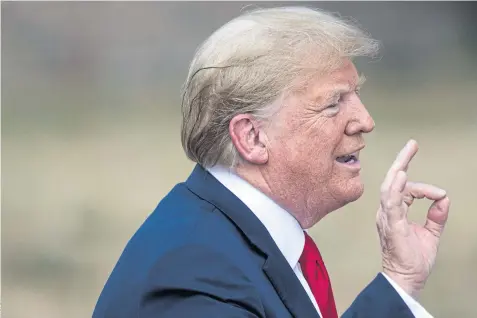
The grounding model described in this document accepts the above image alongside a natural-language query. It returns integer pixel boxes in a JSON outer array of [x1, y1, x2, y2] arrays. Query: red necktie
[[299, 232, 338, 318]]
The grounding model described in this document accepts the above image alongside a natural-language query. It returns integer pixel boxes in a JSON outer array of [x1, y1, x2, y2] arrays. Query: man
[[93, 7, 450, 318]]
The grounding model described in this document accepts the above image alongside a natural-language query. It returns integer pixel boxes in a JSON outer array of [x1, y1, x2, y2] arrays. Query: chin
[[340, 178, 365, 204], [349, 182, 365, 202], [348, 187, 364, 203]]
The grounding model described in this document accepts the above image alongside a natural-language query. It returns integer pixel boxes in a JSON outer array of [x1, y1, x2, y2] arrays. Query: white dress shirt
[[208, 165, 433, 318]]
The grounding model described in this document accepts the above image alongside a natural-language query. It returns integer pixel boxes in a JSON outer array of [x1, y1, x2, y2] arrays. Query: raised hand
[[376, 139, 451, 299]]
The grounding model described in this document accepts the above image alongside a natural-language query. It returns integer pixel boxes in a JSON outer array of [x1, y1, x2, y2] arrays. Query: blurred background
[[2, 2, 477, 317]]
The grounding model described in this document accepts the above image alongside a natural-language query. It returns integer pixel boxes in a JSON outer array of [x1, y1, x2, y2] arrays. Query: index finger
[[381, 140, 419, 191]]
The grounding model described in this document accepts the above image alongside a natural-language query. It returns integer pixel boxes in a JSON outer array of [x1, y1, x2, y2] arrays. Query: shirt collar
[[208, 165, 305, 269]]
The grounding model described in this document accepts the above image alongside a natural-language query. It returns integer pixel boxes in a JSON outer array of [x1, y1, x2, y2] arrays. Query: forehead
[[302, 61, 361, 101]]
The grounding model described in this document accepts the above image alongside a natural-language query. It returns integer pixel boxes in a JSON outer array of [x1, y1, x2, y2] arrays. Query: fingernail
[[437, 189, 446, 197]]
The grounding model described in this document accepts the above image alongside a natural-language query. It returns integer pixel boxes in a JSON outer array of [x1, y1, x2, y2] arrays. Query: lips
[[335, 145, 365, 165]]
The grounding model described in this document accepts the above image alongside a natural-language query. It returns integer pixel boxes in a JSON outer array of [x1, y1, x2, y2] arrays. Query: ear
[[229, 114, 269, 165]]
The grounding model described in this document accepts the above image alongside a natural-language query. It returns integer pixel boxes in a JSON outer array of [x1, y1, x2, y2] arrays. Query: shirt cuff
[[381, 272, 434, 318]]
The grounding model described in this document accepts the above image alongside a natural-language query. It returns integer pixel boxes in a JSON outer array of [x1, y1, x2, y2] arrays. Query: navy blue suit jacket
[[93, 165, 414, 317]]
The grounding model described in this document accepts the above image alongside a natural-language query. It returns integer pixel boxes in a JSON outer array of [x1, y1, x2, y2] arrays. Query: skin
[[232, 60, 374, 227], [377, 139, 450, 298], [229, 59, 451, 298]]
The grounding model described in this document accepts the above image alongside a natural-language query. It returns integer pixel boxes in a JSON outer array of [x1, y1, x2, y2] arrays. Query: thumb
[[424, 196, 451, 237]]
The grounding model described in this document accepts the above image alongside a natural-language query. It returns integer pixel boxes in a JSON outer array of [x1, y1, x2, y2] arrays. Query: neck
[[234, 163, 323, 229]]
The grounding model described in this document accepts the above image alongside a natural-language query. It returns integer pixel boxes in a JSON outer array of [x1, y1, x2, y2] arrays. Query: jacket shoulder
[[94, 183, 263, 317], [141, 244, 265, 317]]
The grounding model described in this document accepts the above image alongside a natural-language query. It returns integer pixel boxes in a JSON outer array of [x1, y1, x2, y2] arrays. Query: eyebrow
[[356, 74, 367, 88]]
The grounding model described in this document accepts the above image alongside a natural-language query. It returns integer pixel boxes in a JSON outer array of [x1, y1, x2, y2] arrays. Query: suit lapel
[[263, 253, 321, 318], [185, 165, 320, 318]]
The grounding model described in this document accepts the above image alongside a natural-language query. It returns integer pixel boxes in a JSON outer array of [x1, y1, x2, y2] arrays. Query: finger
[[391, 170, 407, 194], [382, 140, 418, 190], [406, 182, 447, 201], [381, 140, 419, 191], [381, 171, 407, 221], [403, 193, 414, 206], [424, 196, 450, 238]]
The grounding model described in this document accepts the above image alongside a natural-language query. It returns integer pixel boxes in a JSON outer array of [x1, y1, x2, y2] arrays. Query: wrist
[[382, 270, 424, 300]]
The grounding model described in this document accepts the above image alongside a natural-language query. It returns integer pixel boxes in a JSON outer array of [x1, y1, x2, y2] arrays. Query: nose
[[345, 99, 375, 135]]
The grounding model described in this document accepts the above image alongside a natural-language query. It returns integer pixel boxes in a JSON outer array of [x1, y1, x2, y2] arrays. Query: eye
[[324, 102, 340, 116], [327, 103, 339, 109], [326, 95, 343, 110]]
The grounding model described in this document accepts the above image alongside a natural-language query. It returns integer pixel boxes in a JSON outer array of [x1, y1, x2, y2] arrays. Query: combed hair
[[181, 6, 379, 168]]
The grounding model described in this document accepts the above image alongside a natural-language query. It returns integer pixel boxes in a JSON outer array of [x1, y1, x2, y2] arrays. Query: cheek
[[281, 126, 337, 178], [305, 122, 342, 162], [268, 110, 343, 172]]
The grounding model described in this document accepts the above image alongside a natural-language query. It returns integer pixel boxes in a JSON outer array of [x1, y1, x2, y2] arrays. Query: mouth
[[335, 146, 364, 169], [335, 152, 359, 164]]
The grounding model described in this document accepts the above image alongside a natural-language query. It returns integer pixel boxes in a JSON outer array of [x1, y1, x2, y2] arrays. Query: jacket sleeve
[[139, 245, 265, 318], [342, 273, 415, 318]]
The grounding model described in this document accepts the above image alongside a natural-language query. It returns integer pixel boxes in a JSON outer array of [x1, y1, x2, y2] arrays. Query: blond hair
[[181, 6, 379, 168]]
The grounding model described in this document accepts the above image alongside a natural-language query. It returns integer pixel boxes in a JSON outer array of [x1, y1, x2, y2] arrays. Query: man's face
[[264, 60, 375, 227]]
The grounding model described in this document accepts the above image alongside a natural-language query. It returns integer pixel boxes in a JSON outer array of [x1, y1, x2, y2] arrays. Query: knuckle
[[402, 174, 408, 183], [428, 227, 442, 239], [382, 200, 395, 211], [403, 194, 414, 205]]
